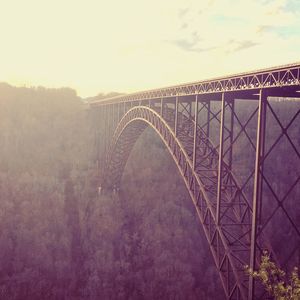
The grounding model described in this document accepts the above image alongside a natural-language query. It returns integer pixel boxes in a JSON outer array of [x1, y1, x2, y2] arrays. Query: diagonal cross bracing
[[90, 63, 300, 300]]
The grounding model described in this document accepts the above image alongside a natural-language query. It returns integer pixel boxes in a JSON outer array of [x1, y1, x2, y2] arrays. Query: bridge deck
[[90, 62, 300, 106]]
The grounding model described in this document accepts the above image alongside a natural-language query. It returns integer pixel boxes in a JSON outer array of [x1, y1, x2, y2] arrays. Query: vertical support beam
[[101, 105, 108, 184], [258, 99, 267, 230], [206, 101, 211, 139], [105, 105, 108, 158], [248, 89, 267, 300], [106, 105, 110, 143], [193, 95, 199, 170], [94, 108, 100, 168], [228, 99, 235, 171], [175, 96, 179, 136], [111, 104, 115, 134], [160, 98, 164, 116], [109, 104, 113, 138], [216, 93, 225, 225], [99, 108, 103, 161], [118, 102, 120, 122], [114, 104, 118, 127], [188, 100, 192, 118], [114, 103, 116, 125], [114, 104, 116, 132]]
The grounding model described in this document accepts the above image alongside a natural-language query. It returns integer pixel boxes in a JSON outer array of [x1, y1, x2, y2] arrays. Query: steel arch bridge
[[89, 63, 300, 300]]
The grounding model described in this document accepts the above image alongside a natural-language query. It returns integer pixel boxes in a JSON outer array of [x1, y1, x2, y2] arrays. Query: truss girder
[[91, 64, 300, 300], [90, 63, 300, 107]]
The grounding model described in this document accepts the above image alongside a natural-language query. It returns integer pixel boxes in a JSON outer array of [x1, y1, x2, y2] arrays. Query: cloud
[[172, 0, 299, 55], [226, 40, 259, 53], [178, 8, 189, 18], [171, 36, 258, 54], [256, 25, 275, 33], [282, 0, 300, 12], [171, 39, 217, 53]]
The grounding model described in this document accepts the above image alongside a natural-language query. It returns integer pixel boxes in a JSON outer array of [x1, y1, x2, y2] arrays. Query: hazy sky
[[0, 0, 300, 97]]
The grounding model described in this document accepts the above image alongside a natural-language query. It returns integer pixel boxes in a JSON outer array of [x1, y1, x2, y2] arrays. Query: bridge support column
[[91, 107, 101, 173], [206, 101, 211, 140], [249, 89, 267, 300], [228, 99, 235, 171], [175, 96, 179, 136], [107, 104, 111, 139], [216, 93, 236, 225], [216, 93, 225, 225], [98, 105, 108, 184], [114, 103, 119, 129], [117, 102, 121, 122], [111, 104, 116, 133], [160, 98, 164, 116], [193, 95, 199, 170]]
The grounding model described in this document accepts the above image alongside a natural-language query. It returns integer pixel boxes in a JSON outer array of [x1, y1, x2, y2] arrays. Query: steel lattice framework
[[89, 63, 300, 300]]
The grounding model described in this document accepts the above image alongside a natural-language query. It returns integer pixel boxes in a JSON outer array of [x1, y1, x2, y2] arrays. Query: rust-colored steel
[[90, 63, 300, 300]]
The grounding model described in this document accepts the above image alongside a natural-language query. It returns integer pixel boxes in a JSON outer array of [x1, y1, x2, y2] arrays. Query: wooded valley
[[0, 83, 298, 299]]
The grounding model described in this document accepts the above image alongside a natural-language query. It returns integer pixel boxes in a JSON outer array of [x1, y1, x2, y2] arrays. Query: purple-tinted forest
[[0, 83, 299, 299]]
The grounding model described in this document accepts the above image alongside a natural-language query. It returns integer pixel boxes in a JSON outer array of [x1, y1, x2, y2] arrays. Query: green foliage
[[247, 251, 300, 300]]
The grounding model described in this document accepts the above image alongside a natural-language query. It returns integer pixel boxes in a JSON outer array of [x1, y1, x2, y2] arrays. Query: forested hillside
[[0, 83, 224, 299]]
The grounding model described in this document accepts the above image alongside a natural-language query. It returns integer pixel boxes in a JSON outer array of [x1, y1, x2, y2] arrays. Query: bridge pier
[[249, 89, 267, 299]]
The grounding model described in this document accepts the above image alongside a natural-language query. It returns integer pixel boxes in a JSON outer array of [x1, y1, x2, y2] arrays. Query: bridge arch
[[102, 105, 252, 299]]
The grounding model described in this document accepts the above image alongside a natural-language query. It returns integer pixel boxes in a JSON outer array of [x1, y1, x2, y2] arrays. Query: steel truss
[[90, 63, 300, 300]]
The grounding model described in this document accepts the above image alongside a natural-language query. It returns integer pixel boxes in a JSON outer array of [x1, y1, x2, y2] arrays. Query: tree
[[247, 251, 300, 300]]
